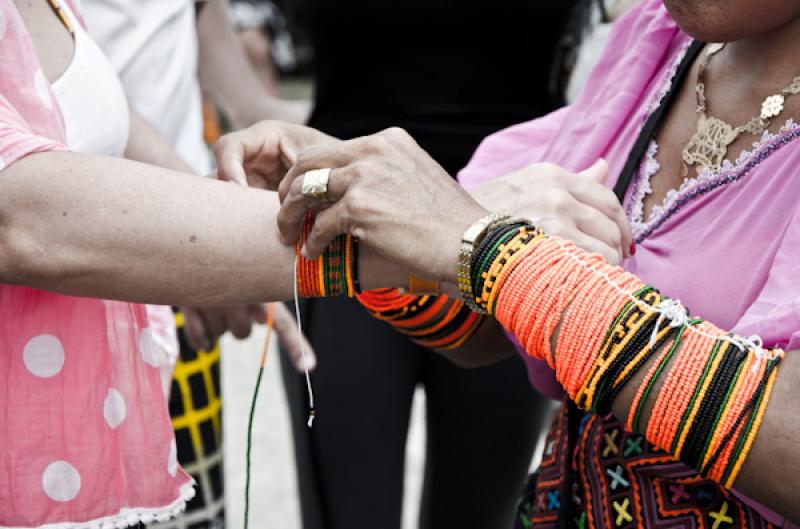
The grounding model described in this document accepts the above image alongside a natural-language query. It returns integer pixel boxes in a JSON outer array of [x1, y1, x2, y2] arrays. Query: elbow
[[0, 223, 59, 286]]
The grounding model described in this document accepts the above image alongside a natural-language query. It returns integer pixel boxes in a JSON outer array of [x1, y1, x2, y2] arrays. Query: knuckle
[[383, 127, 408, 140], [347, 187, 365, 207], [214, 135, 232, 156], [295, 148, 313, 167], [366, 134, 392, 155], [550, 191, 572, 213], [539, 163, 562, 180], [347, 163, 364, 181], [291, 175, 304, 193], [603, 190, 623, 211], [276, 212, 291, 234]]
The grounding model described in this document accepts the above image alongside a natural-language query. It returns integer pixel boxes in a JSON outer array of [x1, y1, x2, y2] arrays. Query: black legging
[[280, 297, 551, 529]]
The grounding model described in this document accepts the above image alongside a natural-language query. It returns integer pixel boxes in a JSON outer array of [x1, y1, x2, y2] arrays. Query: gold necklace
[[682, 43, 800, 175]]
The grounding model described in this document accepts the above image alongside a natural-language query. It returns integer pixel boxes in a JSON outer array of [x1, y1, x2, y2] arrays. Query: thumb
[[580, 159, 610, 184]]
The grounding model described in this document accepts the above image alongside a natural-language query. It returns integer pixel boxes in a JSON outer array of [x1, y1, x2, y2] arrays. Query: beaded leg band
[[468, 220, 783, 488]]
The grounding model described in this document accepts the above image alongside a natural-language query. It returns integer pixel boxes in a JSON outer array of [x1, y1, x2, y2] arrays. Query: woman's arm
[[0, 151, 400, 306], [122, 111, 318, 369], [612, 336, 800, 519], [124, 110, 196, 172], [274, 129, 800, 523], [436, 160, 634, 367], [197, 0, 308, 127]]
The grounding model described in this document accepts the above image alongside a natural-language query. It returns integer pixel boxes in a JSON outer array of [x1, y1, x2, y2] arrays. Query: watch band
[[458, 214, 525, 314]]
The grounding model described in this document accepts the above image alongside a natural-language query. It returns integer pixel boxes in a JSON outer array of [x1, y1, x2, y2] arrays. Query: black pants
[[280, 297, 551, 529]]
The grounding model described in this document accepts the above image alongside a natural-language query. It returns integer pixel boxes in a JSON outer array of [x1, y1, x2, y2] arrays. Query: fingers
[[537, 217, 621, 266], [225, 306, 254, 340], [279, 143, 359, 201], [574, 159, 633, 258], [200, 309, 227, 345], [271, 303, 317, 372], [302, 200, 353, 259], [215, 125, 296, 190], [581, 159, 609, 184], [574, 206, 625, 265], [570, 232, 622, 266], [182, 306, 261, 350], [182, 307, 212, 351], [249, 303, 268, 325], [215, 133, 254, 187], [277, 166, 351, 245]]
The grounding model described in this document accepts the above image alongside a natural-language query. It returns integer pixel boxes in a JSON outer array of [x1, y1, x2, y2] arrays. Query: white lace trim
[[4, 481, 196, 529], [645, 39, 693, 117], [630, 118, 800, 238], [628, 140, 660, 234]]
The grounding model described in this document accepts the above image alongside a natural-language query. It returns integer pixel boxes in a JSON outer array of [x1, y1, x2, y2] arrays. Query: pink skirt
[[0, 286, 194, 528]]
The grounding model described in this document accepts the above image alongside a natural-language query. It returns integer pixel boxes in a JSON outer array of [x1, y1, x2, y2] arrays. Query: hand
[[277, 127, 489, 283], [182, 303, 317, 372], [214, 121, 336, 189], [471, 160, 632, 265], [271, 302, 317, 372], [182, 304, 268, 351]]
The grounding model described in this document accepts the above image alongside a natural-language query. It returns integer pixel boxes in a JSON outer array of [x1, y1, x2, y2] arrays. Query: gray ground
[[220, 328, 427, 529]]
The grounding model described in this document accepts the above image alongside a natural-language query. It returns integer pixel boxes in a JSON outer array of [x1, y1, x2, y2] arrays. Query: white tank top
[[52, 0, 130, 157]]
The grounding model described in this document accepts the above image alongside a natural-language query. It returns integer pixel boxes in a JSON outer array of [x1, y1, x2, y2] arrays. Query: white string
[[550, 237, 774, 362], [293, 256, 316, 427], [648, 298, 689, 350]]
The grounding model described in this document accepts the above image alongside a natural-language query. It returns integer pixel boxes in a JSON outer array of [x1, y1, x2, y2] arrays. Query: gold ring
[[301, 168, 332, 201]]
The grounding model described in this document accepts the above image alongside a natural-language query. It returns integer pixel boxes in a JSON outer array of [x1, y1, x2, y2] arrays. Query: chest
[[13, 0, 74, 83], [642, 49, 800, 222]]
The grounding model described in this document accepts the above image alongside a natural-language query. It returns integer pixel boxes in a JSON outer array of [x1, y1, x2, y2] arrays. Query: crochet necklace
[[682, 42, 800, 175]]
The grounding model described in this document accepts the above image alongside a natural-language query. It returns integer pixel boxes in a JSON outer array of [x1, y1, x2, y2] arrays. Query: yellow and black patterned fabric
[[150, 310, 225, 529]]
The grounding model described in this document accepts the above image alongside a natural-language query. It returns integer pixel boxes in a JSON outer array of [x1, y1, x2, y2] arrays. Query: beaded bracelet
[[294, 213, 479, 349], [296, 212, 356, 298], [357, 289, 485, 350], [467, 219, 784, 487]]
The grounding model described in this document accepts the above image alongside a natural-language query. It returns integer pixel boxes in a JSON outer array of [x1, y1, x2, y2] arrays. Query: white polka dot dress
[[0, 292, 195, 528], [0, 2, 194, 526]]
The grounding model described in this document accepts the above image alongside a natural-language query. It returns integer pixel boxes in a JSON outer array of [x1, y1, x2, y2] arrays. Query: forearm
[[611, 338, 800, 521], [435, 318, 516, 368], [485, 232, 798, 521], [197, 0, 294, 127], [124, 110, 196, 173], [0, 152, 391, 305], [433, 281, 515, 365]]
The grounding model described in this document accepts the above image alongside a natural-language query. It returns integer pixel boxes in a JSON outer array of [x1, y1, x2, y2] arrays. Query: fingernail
[[629, 242, 637, 256]]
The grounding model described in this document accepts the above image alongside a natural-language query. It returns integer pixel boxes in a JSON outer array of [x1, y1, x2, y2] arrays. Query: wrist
[[456, 212, 528, 314], [360, 244, 408, 290], [434, 206, 490, 285]]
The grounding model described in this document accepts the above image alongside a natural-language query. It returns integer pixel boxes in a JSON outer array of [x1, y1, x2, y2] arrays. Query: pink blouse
[[0, 2, 194, 528], [459, 1, 799, 526]]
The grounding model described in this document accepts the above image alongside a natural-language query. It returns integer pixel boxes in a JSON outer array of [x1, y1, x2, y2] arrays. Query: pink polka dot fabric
[[0, 2, 193, 527]]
